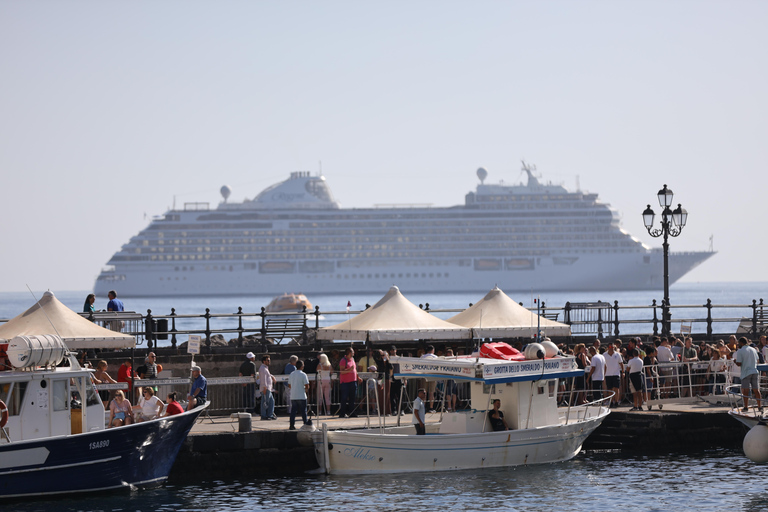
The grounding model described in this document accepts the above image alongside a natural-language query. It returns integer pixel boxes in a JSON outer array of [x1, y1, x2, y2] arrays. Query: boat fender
[[524, 343, 545, 360], [0, 399, 7, 428]]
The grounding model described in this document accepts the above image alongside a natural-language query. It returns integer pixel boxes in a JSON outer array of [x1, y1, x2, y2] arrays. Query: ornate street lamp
[[642, 184, 688, 336]]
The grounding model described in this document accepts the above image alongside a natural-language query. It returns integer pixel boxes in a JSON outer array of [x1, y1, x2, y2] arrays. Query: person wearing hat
[[187, 366, 207, 411], [239, 352, 258, 414]]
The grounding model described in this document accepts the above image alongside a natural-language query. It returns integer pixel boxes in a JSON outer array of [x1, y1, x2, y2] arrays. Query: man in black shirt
[[488, 399, 509, 431], [239, 352, 257, 413]]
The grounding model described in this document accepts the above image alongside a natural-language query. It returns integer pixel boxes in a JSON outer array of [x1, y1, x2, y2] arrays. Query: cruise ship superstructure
[[94, 165, 714, 297]]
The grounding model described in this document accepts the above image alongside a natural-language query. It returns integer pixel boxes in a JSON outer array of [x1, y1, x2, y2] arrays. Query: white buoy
[[743, 422, 768, 463], [296, 423, 317, 447], [524, 343, 545, 361], [540, 339, 559, 358]]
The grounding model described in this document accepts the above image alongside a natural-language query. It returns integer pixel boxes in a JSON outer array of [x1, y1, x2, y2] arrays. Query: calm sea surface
[[3, 283, 768, 510], [1, 281, 766, 344], [5, 450, 768, 512]]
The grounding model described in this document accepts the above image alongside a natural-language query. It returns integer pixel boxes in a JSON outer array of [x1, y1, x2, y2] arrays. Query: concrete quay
[[170, 404, 750, 480]]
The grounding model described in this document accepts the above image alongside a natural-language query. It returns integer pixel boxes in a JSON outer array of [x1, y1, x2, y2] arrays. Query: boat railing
[[560, 391, 613, 426], [725, 384, 766, 418]]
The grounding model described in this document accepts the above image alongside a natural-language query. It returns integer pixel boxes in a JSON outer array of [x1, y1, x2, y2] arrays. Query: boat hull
[[0, 404, 206, 498], [312, 407, 609, 474]]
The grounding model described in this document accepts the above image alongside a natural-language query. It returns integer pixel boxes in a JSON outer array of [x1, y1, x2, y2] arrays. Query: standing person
[[604, 342, 624, 407], [316, 353, 333, 416], [288, 360, 311, 430], [680, 338, 698, 397], [259, 355, 277, 420], [117, 359, 138, 401], [138, 353, 158, 380], [573, 344, 589, 405], [106, 290, 124, 312], [626, 349, 644, 411], [420, 345, 438, 411], [339, 347, 358, 418], [589, 347, 606, 401], [187, 366, 207, 411], [83, 293, 96, 313], [239, 352, 257, 413], [412, 388, 426, 435], [383, 345, 403, 416], [487, 399, 509, 431], [643, 346, 659, 405], [283, 355, 298, 415], [656, 337, 675, 399], [734, 337, 763, 412], [93, 360, 117, 405], [707, 348, 727, 395]]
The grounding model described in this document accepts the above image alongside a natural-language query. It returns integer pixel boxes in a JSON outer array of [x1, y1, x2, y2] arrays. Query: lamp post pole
[[642, 185, 688, 337]]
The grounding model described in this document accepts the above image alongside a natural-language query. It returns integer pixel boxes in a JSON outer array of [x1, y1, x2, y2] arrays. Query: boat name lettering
[[411, 363, 463, 374], [491, 361, 563, 374], [89, 440, 110, 450], [343, 447, 376, 461]]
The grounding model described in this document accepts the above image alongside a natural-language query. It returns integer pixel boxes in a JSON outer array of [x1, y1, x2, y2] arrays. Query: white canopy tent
[[447, 286, 571, 338], [318, 286, 471, 341], [0, 291, 136, 349]]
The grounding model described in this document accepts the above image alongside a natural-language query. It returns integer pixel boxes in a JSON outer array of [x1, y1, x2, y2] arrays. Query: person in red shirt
[[117, 359, 138, 400], [163, 392, 184, 416]]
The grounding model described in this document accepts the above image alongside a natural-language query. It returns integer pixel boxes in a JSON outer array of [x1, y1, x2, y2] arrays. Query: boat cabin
[[0, 335, 105, 443], [392, 355, 582, 434]]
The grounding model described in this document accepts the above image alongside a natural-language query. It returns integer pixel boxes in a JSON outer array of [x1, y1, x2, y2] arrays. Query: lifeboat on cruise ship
[[480, 342, 525, 361], [265, 293, 313, 313]]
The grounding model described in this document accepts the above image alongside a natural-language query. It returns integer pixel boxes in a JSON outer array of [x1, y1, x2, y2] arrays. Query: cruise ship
[[94, 164, 714, 297]]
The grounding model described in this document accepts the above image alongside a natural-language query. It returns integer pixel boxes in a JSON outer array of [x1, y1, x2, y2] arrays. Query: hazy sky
[[1, 1, 766, 293]]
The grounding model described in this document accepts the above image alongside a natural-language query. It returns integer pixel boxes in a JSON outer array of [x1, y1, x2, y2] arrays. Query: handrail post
[[651, 299, 659, 336], [145, 309, 154, 350], [596, 306, 603, 340], [613, 300, 620, 337], [705, 299, 713, 341], [204, 308, 211, 348], [260, 307, 267, 351], [564, 302, 572, 326], [301, 305, 308, 344], [237, 306, 244, 347], [752, 300, 758, 341], [170, 308, 177, 349]]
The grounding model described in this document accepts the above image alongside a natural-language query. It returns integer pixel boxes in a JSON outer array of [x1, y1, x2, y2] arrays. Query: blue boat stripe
[[0, 455, 121, 476]]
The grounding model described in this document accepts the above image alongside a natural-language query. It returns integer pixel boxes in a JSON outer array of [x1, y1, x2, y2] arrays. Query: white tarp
[[317, 286, 471, 341], [0, 291, 136, 349], [447, 286, 571, 338]]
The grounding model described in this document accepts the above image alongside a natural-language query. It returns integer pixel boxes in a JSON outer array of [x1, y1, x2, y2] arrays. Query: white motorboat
[[312, 350, 610, 474]]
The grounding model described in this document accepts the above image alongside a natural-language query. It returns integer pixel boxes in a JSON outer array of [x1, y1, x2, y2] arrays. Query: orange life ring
[[0, 399, 8, 428]]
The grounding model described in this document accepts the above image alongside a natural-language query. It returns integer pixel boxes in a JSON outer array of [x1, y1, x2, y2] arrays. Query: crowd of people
[[559, 334, 767, 411]]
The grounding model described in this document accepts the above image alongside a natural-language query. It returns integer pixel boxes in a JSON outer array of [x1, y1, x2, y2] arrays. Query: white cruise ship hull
[[95, 249, 712, 297]]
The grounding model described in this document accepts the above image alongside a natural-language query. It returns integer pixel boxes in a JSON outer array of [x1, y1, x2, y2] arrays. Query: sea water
[[1, 281, 766, 344], [5, 450, 767, 512], [3, 284, 767, 511]]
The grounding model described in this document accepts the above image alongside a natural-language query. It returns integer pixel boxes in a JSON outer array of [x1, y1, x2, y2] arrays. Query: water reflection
[[6, 450, 768, 512]]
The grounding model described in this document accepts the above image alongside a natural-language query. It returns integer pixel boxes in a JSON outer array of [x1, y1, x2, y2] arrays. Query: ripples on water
[[7, 449, 768, 512]]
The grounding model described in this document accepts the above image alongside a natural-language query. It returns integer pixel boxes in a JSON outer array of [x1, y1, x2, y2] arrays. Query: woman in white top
[[135, 387, 164, 421], [706, 348, 727, 395], [317, 353, 333, 416]]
